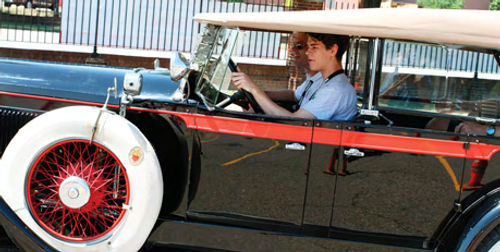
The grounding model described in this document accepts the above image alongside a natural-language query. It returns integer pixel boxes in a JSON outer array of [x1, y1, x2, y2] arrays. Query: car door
[[186, 109, 313, 228], [326, 39, 480, 247], [304, 116, 466, 247], [332, 122, 466, 246]]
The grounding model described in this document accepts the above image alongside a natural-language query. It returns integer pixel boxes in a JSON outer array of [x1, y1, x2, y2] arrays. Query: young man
[[232, 33, 357, 121]]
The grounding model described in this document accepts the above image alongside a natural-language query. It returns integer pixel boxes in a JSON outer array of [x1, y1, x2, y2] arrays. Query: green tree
[[491, 0, 500, 10], [417, 0, 464, 9]]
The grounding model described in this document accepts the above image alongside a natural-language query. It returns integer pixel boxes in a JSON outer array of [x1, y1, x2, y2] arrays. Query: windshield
[[378, 39, 500, 121], [191, 24, 240, 109]]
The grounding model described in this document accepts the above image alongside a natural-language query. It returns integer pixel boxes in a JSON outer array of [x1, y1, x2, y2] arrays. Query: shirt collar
[[306, 72, 322, 82]]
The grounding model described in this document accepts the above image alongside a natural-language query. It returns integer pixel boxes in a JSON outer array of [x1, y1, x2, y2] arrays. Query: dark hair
[[306, 33, 349, 61]]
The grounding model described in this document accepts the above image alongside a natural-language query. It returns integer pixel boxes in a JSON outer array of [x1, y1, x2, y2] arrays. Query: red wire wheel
[[26, 139, 130, 242]]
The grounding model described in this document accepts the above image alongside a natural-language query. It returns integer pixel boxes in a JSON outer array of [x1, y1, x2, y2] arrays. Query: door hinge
[[463, 142, 470, 150], [454, 200, 462, 212]]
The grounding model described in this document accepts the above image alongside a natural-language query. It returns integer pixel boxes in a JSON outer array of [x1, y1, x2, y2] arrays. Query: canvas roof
[[194, 8, 500, 50]]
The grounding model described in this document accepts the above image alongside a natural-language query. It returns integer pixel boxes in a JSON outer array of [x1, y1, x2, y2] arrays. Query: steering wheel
[[228, 59, 264, 114]]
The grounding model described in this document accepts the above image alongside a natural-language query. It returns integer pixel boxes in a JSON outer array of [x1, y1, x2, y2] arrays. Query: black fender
[[434, 179, 500, 251], [0, 197, 56, 252], [455, 194, 500, 251], [126, 111, 190, 214], [188, 131, 202, 206]]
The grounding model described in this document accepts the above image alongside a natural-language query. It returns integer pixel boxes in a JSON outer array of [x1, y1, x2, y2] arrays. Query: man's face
[[291, 32, 309, 70], [305, 37, 337, 73]]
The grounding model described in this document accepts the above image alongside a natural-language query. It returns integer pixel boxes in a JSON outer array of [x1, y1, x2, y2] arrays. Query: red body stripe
[[312, 127, 343, 146], [466, 142, 500, 160], [2, 91, 499, 160], [194, 113, 313, 143], [339, 130, 500, 159]]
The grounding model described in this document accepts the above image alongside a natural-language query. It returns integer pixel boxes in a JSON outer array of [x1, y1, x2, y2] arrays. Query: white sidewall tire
[[0, 106, 163, 252], [491, 241, 500, 252]]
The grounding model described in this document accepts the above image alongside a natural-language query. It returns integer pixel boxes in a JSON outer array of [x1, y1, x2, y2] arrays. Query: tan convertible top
[[194, 8, 500, 50]]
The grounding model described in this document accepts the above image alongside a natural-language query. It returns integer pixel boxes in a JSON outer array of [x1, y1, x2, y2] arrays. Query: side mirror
[[170, 52, 190, 81]]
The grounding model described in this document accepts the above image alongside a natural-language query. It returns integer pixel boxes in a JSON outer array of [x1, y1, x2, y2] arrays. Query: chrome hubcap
[[58, 176, 90, 209]]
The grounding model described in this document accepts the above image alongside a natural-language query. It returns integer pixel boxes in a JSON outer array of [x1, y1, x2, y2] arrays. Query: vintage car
[[0, 7, 500, 252]]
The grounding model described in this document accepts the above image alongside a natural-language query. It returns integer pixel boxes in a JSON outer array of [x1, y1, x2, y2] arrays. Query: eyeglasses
[[294, 43, 306, 50]]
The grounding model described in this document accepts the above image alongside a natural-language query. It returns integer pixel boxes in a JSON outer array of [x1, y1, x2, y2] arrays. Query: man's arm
[[252, 88, 315, 118], [425, 118, 451, 131], [455, 121, 499, 137], [232, 72, 314, 119], [265, 90, 297, 103]]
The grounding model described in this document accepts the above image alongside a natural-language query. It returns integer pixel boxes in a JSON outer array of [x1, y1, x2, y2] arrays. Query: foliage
[[491, 0, 500, 10], [417, 0, 464, 9]]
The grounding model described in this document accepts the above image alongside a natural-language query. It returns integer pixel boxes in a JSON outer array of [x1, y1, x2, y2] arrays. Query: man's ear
[[328, 44, 339, 58]]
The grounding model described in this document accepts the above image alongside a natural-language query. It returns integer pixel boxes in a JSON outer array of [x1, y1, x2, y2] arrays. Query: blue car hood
[[0, 57, 180, 105]]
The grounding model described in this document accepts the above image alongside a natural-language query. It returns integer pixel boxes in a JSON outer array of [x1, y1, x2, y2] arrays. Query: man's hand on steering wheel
[[230, 65, 264, 114]]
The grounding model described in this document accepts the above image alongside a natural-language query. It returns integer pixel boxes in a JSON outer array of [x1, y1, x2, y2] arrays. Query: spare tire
[[0, 106, 163, 252]]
